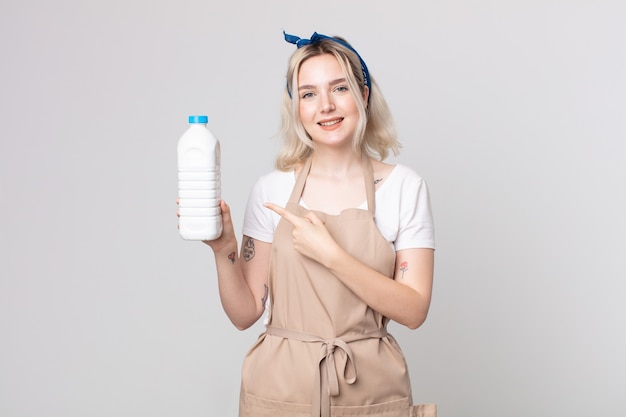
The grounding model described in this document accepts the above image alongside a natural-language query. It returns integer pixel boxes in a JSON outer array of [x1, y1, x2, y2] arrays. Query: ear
[[362, 86, 370, 104]]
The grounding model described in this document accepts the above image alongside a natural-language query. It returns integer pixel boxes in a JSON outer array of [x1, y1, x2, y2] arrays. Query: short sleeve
[[393, 167, 435, 251], [242, 170, 293, 243], [242, 177, 275, 243]]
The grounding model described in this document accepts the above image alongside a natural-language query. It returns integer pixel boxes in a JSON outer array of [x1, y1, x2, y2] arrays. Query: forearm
[[212, 243, 262, 330], [262, 203, 434, 329], [324, 248, 432, 329]]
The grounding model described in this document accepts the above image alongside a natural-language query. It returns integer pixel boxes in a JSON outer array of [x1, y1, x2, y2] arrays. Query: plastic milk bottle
[[177, 115, 222, 240]]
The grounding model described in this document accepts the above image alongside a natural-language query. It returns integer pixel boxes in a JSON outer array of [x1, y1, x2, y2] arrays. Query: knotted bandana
[[283, 30, 372, 101]]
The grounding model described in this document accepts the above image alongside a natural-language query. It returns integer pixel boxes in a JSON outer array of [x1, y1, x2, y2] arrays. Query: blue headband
[[283, 30, 372, 101]]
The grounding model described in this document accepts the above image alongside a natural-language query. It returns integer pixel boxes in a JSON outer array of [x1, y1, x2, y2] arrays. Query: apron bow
[[266, 326, 387, 417]]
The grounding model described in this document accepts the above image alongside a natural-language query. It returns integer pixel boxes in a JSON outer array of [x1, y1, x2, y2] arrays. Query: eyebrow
[[298, 78, 347, 91]]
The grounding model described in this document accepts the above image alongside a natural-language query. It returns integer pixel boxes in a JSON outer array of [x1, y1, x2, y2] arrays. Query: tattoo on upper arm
[[243, 237, 256, 262], [261, 284, 269, 307], [399, 261, 408, 279], [228, 252, 236, 264], [374, 178, 383, 185]]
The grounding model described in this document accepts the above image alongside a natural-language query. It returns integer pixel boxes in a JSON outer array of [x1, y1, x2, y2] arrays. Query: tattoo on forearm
[[400, 261, 408, 279], [261, 284, 269, 307], [243, 237, 255, 262], [227, 252, 235, 264]]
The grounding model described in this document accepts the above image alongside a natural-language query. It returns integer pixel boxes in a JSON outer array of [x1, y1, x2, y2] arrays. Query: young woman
[[203, 31, 436, 417]]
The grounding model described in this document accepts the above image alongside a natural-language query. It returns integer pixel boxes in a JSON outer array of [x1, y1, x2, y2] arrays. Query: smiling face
[[297, 54, 368, 150]]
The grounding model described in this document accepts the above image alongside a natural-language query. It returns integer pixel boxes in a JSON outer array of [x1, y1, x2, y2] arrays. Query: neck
[[309, 148, 364, 178]]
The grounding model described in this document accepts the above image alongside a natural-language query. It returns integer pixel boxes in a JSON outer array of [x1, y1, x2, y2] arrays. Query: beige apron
[[239, 157, 436, 417]]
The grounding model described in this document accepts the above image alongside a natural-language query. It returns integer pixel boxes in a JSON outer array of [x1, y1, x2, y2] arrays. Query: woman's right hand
[[202, 200, 237, 252], [176, 199, 237, 252]]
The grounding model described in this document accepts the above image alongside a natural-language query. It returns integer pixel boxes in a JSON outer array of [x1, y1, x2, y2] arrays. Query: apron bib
[[239, 157, 436, 417]]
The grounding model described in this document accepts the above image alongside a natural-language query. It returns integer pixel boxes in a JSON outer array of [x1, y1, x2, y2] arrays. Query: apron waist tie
[[265, 325, 388, 417]]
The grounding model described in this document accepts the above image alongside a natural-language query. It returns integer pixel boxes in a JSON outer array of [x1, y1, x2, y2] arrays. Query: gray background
[[1, 1, 625, 416]]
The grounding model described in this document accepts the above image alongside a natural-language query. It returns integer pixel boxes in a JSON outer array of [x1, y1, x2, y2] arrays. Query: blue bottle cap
[[188, 115, 208, 124]]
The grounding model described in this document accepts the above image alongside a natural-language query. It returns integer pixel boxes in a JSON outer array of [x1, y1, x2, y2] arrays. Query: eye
[[334, 85, 349, 93], [301, 91, 315, 99]]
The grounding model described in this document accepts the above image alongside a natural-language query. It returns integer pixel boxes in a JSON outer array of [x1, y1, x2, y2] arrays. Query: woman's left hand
[[264, 203, 338, 265]]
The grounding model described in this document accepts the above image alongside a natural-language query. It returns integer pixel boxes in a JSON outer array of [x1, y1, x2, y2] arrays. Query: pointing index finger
[[264, 203, 301, 226]]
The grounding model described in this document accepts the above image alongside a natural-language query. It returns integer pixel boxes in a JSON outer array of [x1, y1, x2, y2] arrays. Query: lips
[[318, 118, 344, 127]]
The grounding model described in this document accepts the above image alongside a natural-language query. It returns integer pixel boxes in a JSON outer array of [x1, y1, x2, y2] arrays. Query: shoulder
[[252, 169, 295, 195], [370, 158, 425, 182], [247, 168, 295, 211], [244, 169, 295, 241], [390, 163, 425, 182], [376, 163, 432, 217], [257, 168, 295, 184], [379, 163, 427, 195]]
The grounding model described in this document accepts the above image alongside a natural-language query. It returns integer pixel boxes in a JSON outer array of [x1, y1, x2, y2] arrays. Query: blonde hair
[[275, 37, 400, 171]]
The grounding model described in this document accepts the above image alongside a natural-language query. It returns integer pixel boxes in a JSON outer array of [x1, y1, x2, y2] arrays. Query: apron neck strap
[[288, 154, 376, 215], [363, 155, 376, 215], [288, 157, 312, 204]]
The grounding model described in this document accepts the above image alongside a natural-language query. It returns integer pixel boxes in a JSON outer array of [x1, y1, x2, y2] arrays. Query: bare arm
[[204, 201, 271, 330], [326, 247, 433, 329], [264, 203, 433, 329]]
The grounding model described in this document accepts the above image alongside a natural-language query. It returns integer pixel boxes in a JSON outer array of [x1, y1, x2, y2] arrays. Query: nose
[[320, 94, 335, 112]]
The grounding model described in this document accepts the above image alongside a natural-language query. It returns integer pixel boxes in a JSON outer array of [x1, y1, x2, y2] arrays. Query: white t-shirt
[[242, 164, 435, 250]]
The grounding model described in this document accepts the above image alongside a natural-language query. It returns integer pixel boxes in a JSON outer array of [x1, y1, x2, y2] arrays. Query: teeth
[[320, 119, 341, 126]]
